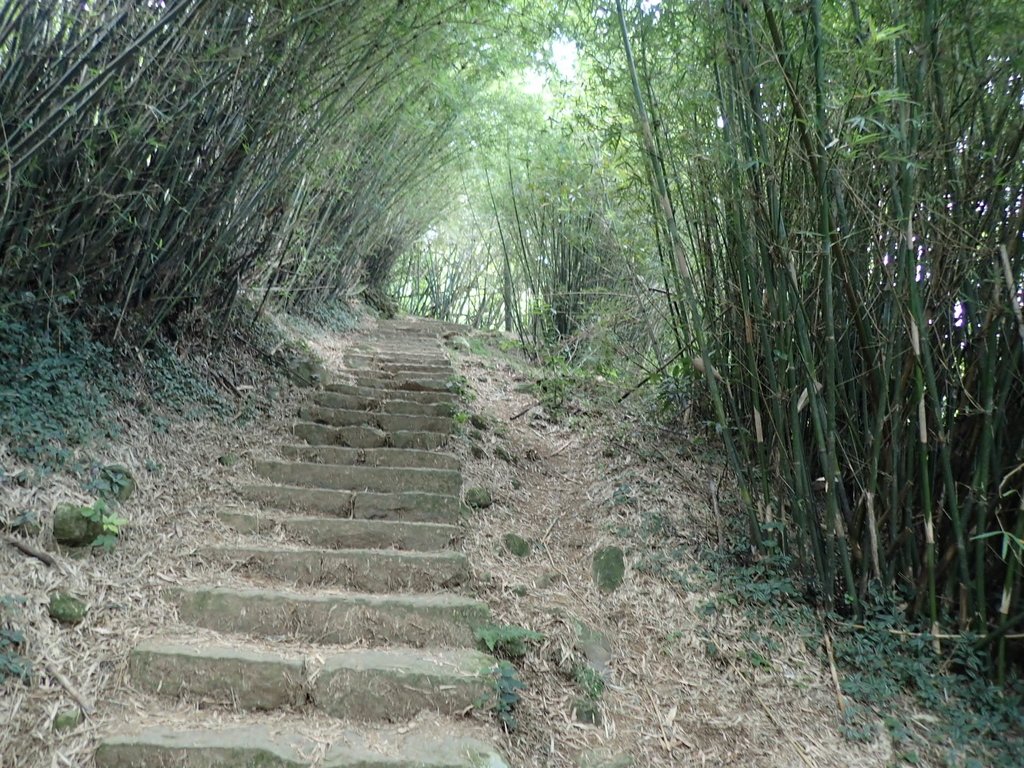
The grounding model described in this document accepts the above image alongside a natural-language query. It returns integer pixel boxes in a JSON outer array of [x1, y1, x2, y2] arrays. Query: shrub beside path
[[95, 318, 508, 767]]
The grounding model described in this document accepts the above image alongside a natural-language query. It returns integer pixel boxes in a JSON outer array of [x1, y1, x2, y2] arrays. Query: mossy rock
[[469, 413, 490, 431], [592, 547, 625, 593], [465, 487, 493, 509], [493, 445, 515, 464], [217, 453, 241, 467], [572, 697, 601, 725], [48, 592, 87, 625], [99, 464, 135, 502], [503, 533, 531, 558], [52, 708, 83, 732], [289, 358, 326, 387], [450, 336, 472, 353], [52, 503, 104, 547]]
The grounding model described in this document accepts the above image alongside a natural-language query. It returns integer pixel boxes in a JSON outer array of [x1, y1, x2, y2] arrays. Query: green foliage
[[79, 500, 128, 552], [573, 663, 605, 700], [492, 660, 526, 733], [832, 594, 1024, 766], [0, 596, 31, 685], [0, 295, 122, 470], [475, 624, 544, 661]]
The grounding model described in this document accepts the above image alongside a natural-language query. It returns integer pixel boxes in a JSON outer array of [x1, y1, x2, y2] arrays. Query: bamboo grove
[[0, 0, 537, 332], [613, 0, 1024, 677]]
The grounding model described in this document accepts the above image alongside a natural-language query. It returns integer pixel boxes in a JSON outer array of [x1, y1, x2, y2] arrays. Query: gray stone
[[168, 585, 489, 648], [578, 748, 634, 768], [592, 547, 625, 593], [572, 697, 601, 725]]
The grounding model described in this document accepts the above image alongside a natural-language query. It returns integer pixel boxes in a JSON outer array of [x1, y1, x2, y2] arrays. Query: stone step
[[96, 721, 508, 768], [312, 391, 456, 417], [235, 484, 461, 523], [217, 510, 460, 550], [128, 639, 496, 720], [253, 459, 461, 495], [279, 444, 460, 471], [294, 421, 448, 451], [380, 363, 453, 375], [298, 406, 452, 435], [199, 545, 471, 592], [169, 584, 487, 647], [353, 375, 452, 393], [325, 381, 456, 404]]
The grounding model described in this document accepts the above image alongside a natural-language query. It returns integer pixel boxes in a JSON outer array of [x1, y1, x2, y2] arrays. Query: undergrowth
[[0, 292, 332, 480]]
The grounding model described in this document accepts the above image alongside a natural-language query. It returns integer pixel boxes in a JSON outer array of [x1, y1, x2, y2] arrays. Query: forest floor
[[1, 307, 1019, 767]]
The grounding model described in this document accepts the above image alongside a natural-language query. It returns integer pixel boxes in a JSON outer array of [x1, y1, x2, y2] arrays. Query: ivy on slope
[[0, 294, 236, 474]]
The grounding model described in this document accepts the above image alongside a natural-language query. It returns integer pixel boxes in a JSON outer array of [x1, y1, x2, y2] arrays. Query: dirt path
[[445, 333, 893, 767]]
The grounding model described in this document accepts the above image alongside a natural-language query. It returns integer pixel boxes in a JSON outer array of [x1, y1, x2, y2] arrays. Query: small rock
[[465, 487, 493, 509], [470, 445, 487, 459], [450, 336, 472, 353], [592, 546, 626, 593], [572, 697, 601, 725], [536, 569, 565, 588], [52, 503, 104, 548], [469, 413, 490, 431], [5, 510, 41, 536], [493, 445, 515, 463], [217, 453, 240, 467], [48, 592, 87, 625], [574, 619, 614, 680], [52, 708, 83, 732], [503, 533, 531, 557], [578, 748, 634, 768]]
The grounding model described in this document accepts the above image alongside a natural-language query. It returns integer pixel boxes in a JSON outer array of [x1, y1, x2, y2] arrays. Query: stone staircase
[[96, 319, 508, 767]]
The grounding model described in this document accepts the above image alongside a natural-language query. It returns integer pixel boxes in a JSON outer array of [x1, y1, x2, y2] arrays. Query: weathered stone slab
[[235, 484, 459, 523], [168, 585, 488, 647], [293, 421, 387, 448], [313, 391, 455, 417], [96, 724, 510, 768], [253, 460, 461, 495], [313, 648, 496, 720], [199, 545, 471, 592], [279, 444, 460, 471], [128, 640, 496, 719], [353, 491, 460, 522], [324, 381, 456, 404], [299, 406, 452, 435], [216, 510, 460, 550], [128, 641, 305, 710]]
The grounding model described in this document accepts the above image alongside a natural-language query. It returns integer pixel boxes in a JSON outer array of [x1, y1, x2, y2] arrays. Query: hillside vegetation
[[2, 0, 1023, 763]]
